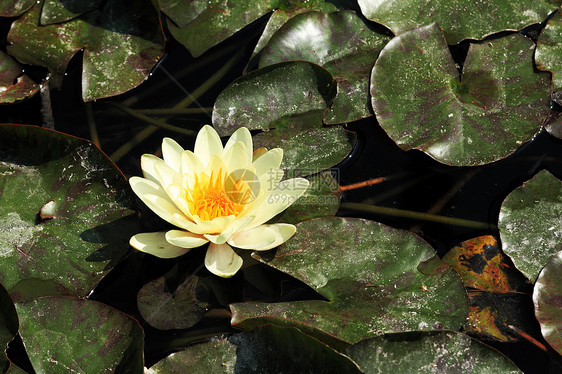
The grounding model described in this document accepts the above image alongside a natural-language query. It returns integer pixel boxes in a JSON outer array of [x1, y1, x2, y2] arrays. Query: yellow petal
[[223, 126, 252, 156], [181, 150, 204, 174], [203, 216, 254, 244], [192, 214, 236, 233], [204, 243, 243, 278], [165, 230, 208, 248], [250, 178, 309, 227], [130, 232, 191, 258], [252, 147, 268, 162], [223, 141, 252, 172], [162, 137, 184, 173], [140, 154, 167, 184], [252, 148, 283, 177], [194, 125, 223, 167], [228, 223, 296, 250]]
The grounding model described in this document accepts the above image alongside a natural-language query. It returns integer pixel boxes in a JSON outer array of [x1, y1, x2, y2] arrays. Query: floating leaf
[[137, 275, 208, 330], [499, 170, 562, 281], [545, 110, 562, 139], [0, 51, 39, 104], [16, 297, 144, 373], [40, 0, 104, 24], [347, 331, 521, 373], [7, 0, 164, 101], [231, 217, 468, 346], [0, 0, 35, 16], [213, 61, 336, 135], [0, 283, 18, 373], [371, 23, 551, 166], [533, 250, 562, 356], [260, 10, 391, 124], [536, 9, 562, 92], [0, 124, 140, 302], [358, 0, 556, 45]]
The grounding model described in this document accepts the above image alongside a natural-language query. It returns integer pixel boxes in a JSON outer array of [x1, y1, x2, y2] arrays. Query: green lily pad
[[0, 51, 39, 104], [230, 217, 468, 346], [16, 297, 144, 373], [259, 10, 391, 124], [0, 283, 18, 373], [499, 170, 562, 281], [536, 10, 562, 92], [533, 250, 562, 356], [273, 171, 341, 223], [358, 0, 556, 45], [347, 331, 521, 373], [0, 0, 35, 16], [545, 110, 562, 139], [371, 23, 551, 166], [40, 0, 104, 24], [213, 61, 336, 135], [0, 124, 139, 302], [7, 0, 164, 101], [137, 275, 208, 330], [158, 0, 208, 29]]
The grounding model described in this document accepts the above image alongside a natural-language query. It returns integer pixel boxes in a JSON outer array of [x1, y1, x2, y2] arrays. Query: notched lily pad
[[371, 23, 551, 166], [499, 170, 562, 281], [259, 10, 391, 124], [358, 0, 557, 45], [0, 0, 35, 16], [40, 0, 104, 24], [0, 51, 39, 104], [7, 0, 164, 101], [230, 217, 468, 346], [536, 10, 562, 92], [0, 125, 140, 302]]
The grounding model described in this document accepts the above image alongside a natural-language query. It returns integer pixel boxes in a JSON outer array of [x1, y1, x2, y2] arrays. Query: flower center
[[185, 169, 244, 221]]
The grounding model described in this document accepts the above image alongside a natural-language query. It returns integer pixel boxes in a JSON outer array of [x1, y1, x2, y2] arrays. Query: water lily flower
[[129, 125, 309, 277]]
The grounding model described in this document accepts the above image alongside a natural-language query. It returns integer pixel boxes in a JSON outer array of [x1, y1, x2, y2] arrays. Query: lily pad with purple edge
[[0, 0, 35, 16], [39, 0, 104, 24], [230, 217, 468, 347], [259, 10, 391, 124], [370, 22, 551, 166], [0, 51, 39, 104], [498, 170, 562, 282], [16, 296, 144, 373], [533, 250, 562, 356], [0, 125, 140, 302], [358, 0, 557, 45], [7, 0, 164, 101]]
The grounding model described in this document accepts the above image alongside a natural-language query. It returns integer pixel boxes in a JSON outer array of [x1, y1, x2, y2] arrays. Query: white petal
[[165, 230, 208, 248], [204, 243, 243, 278], [252, 148, 283, 176], [223, 126, 252, 156], [130, 232, 191, 258], [228, 223, 296, 250], [194, 125, 223, 167], [162, 137, 184, 173], [140, 154, 167, 184], [192, 214, 236, 234], [250, 178, 309, 227], [203, 216, 254, 244], [181, 150, 204, 174], [223, 141, 252, 172]]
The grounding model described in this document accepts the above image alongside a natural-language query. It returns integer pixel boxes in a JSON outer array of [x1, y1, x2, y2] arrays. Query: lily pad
[[259, 10, 391, 124], [358, 0, 556, 45], [545, 110, 562, 139], [0, 0, 35, 16], [347, 331, 521, 373], [213, 61, 336, 135], [40, 0, 104, 24], [0, 51, 39, 104], [371, 23, 551, 166], [0, 124, 140, 302], [137, 275, 208, 330], [499, 170, 562, 281], [230, 217, 468, 346], [0, 283, 18, 373], [7, 0, 164, 101], [536, 9, 562, 92], [16, 297, 144, 373], [533, 250, 562, 356]]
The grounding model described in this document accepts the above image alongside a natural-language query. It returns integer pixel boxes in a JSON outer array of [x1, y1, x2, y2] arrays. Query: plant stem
[[85, 102, 100, 148]]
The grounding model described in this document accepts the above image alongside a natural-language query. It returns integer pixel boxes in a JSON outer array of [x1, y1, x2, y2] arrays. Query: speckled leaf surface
[[137, 275, 208, 330], [274, 171, 341, 223], [371, 23, 551, 166], [545, 110, 562, 139], [230, 217, 468, 345], [40, 0, 104, 24], [536, 9, 562, 92], [213, 61, 336, 136], [357, 0, 556, 45], [260, 10, 391, 124], [499, 170, 562, 281], [533, 250, 562, 355], [167, 0, 273, 58], [16, 297, 144, 373], [0, 51, 38, 104], [0, 0, 35, 16], [347, 331, 521, 373], [7, 0, 164, 101], [0, 125, 140, 302], [0, 283, 18, 373], [252, 125, 355, 177]]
